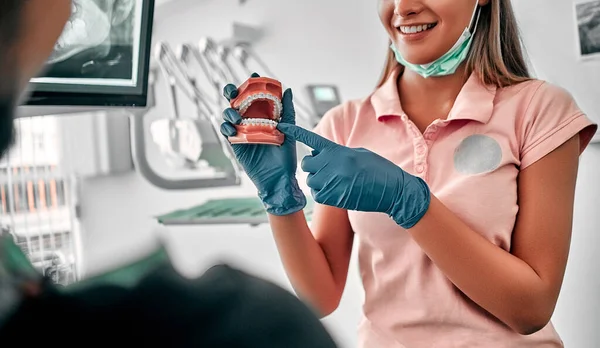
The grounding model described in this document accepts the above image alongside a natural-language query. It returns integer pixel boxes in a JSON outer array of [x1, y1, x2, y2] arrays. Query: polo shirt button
[[415, 164, 425, 173], [416, 146, 425, 155]]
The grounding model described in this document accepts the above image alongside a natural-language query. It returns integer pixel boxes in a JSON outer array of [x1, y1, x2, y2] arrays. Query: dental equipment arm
[[215, 44, 242, 85], [187, 45, 223, 109], [156, 41, 244, 179], [176, 44, 219, 115], [129, 69, 241, 189], [156, 42, 214, 118], [179, 44, 216, 93], [198, 37, 231, 90], [155, 46, 182, 121]]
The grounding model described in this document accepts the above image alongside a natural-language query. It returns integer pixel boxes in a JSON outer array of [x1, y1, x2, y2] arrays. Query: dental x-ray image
[[37, 0, 139, 84], [576, 0, 600, 58]]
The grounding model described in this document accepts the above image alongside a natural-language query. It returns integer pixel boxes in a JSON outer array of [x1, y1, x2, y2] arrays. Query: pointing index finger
[[277, 123, 336, 151]]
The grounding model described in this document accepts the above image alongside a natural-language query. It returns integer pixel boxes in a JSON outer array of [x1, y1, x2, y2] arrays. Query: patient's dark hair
[[0, 0, 25, 158]]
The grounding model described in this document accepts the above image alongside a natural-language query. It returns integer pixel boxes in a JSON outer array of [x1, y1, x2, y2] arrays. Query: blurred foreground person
[[0, 238, 337, 347]]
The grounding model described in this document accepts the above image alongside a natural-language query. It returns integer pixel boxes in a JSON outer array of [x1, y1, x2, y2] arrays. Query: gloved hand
[[220, 73, 306, 216], [277, 123, 431, 229]]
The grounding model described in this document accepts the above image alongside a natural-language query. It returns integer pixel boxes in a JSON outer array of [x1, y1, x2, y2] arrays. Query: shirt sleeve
[[312, 103, 348, 146], [519, 81, 598, 170]]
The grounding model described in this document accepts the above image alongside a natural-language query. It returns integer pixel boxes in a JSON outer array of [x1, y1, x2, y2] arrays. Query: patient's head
[[0, 0, 71, 157]]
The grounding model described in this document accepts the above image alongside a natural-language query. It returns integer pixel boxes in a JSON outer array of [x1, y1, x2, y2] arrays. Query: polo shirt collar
[[372, 66, 497, 124]]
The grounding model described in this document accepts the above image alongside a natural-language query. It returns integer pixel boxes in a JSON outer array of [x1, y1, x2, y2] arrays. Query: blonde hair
[[376, 0, 531, 88]]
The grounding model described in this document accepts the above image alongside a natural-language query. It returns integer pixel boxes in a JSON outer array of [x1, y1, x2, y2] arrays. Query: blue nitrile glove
[[220, 73, 306, 216], [277, 123, 431, 229]]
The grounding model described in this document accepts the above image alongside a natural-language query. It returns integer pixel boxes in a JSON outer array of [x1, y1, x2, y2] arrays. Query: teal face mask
[[391, 1, 481, 78]]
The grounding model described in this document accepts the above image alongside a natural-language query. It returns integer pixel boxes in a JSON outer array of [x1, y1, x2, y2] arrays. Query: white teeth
[[399, 23, 435, 34], [240, 118, 278, 127], [238, 92, 282, 121]]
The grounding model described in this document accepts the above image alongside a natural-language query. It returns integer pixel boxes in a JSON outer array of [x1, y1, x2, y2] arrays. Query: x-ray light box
[[23, 0, 155, 108]]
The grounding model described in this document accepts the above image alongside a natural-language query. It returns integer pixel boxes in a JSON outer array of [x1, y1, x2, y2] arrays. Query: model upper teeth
[[238, 93, 282, 121], [240, 118, 278, 126], [399, 23, 435, 34]]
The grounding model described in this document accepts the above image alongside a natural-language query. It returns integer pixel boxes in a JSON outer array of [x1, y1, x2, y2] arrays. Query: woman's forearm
[[408, 195, 551, 334], [268, 211, 340, 316]]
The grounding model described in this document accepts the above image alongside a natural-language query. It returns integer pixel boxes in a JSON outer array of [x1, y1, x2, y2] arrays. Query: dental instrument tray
[[156, 196, 314, 226]]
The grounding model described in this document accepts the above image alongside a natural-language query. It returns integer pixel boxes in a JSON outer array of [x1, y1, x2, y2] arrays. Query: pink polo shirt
[[313, 67, 597, 348]]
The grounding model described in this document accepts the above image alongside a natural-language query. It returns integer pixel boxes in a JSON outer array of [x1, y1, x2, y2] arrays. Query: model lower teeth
[[240, 118, 278, 126]]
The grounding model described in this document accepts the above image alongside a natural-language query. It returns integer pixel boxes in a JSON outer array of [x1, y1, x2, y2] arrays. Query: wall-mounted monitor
[[23, 0, 155, 108]]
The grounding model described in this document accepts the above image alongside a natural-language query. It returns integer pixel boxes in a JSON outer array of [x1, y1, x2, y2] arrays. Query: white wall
[[77, 0, 600, 347]]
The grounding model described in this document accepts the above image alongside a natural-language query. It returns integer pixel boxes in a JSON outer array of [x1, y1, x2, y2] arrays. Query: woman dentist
[[220, 0, 597, 346]]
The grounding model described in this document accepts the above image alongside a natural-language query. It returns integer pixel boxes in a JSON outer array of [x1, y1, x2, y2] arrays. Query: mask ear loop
[[469, 3, 482, 36]]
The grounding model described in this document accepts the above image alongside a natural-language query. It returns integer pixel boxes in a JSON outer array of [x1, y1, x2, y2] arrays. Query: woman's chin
[[400, 55, 436, 66], [392, 47, 440, 66]]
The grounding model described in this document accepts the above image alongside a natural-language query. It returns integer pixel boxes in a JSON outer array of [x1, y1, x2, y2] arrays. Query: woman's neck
[[397, 64, 470, 119]]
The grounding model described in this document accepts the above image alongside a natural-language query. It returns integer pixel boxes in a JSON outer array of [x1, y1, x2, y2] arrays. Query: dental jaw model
[[229, 77, 284, 145]]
